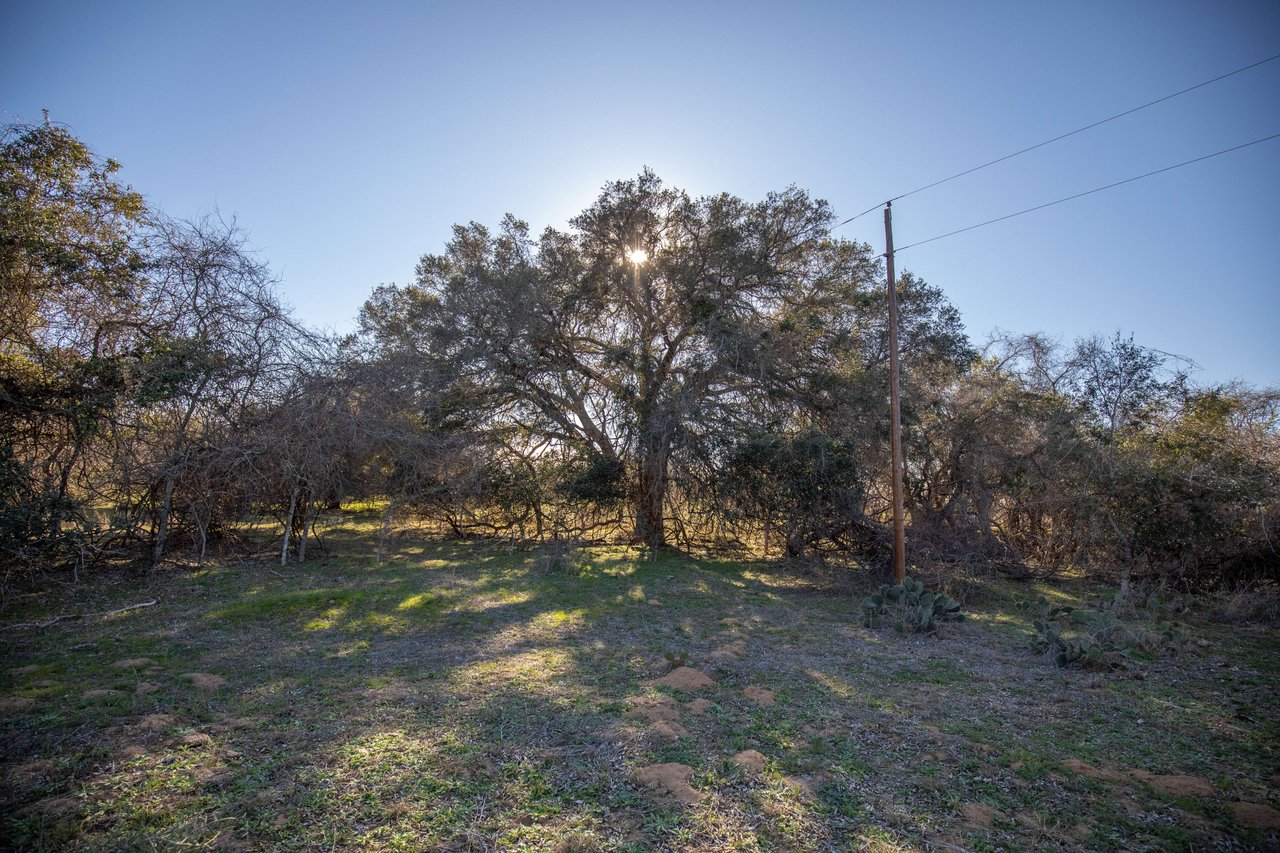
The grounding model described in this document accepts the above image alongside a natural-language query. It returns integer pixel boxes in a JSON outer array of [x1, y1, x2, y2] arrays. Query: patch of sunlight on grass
[[577, 546, 640, 576], [348, 612, 401, 631], [304, 604, 351, 630], [805, 669, 859, 702], [206, 588, 368, 624], [966, 610, 1026, 627], [329, 639, 371, 658], [341, 498, 389, 513], [451, 588, 534, 613], [453, 648, 576, 690], [531, 608, 586, 630], [398, 593, 435, 611], [626, 584, 647, 601]]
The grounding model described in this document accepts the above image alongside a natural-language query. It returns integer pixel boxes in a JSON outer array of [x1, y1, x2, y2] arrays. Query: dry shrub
[[532, 538, 585, 575], [1205, 584, 1280, 626]]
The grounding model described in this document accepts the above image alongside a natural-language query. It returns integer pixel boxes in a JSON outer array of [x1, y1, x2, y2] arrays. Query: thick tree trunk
[[634, 433, 669, 549]]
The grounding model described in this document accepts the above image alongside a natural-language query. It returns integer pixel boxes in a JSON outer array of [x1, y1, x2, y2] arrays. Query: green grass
[[1, 513, 1278, 850]]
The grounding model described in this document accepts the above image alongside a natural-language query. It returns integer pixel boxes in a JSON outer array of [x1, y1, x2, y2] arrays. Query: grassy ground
[[2, 511, 1278, 851]]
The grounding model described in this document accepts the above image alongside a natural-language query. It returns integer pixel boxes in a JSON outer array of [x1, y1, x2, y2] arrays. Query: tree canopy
[[3, 124, 1276, 591]]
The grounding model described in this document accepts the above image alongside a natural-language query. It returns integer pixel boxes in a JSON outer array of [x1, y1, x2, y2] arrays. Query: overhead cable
[[892, 131, 1280, 253], [832, 50, 1280, 228]]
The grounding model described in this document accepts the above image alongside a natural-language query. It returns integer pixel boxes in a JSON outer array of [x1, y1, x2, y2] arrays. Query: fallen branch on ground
[[1, 599, 157, 631]]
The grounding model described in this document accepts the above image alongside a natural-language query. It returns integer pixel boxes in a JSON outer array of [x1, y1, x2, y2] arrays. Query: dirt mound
[[961, 802, 1003, 827], [0, 696, 35, 712], [1062, 759, 1125, 781], [731, 749, 767, 772], [647, 719, 691, 742], [710, 640, 746, 660], [112, 658, 157, 669], [1229, 801, 1280, 829], [82, 689, 120, 699], [743, 686, 776, 706], [1129, 770, 1214, 797], [686, 698, 712, 715], [649, 666, 714, 691], [636, 762, 700, 804], [19, 795, 79, 818], [624, 695, 681, 724], [137, 713, 177, 732], [783, 776, 815, 799], [183, 672, 227, 690]]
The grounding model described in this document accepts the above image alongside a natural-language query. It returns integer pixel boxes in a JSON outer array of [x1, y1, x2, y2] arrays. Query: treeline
[[3, 123, 1277, 590]]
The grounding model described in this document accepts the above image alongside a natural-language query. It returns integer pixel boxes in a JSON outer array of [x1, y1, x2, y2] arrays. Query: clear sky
[[4, 1, 1278, 386]]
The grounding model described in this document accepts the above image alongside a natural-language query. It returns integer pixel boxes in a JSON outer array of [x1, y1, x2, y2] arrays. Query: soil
[[646, 720, 691, 742], [1228, 801, 1280, 829], [1128, 770, 1215, 797], [623, 696, 681, 724], [710, 640, 746, 660], [183, 672, 227, 690], [112, 658, 158, 669], [648, 666, 714, 691], [731, 749, 767, 773], [1062, 759, 1126, 781], [962, 802, 1003, 828], [636, 762, 700, 804]]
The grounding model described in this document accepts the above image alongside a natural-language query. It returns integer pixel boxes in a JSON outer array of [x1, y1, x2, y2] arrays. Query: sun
[[625, 247, 648, 265]]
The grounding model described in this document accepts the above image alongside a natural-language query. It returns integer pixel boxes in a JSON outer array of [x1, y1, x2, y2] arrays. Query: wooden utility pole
[[884, 202, 907, 584]]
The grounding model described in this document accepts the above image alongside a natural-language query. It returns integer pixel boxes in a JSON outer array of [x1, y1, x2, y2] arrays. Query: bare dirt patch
[[6, 759, 55, 789], [1128, 770, 1214, 797], [0, 696, 35, 712], [19, 795, 79, 818], [136, 713, 178, 732], [646, 720, 691, 742], [182, 672, 227, 690], [731, 749, 767, 773], [961, 802, 1004, 828], [636, 762, 701, 804], [649, 666, 714, 691], [623, 695, 682, 724], [82, 689, 119, 699], [112, 657, 158, 669], [743, 686, 776, 706], [1062, 758, 1126, 781], [710, 640, 747, 660], [686, 698, 712, 715], [1228, 801, 1280, 829]]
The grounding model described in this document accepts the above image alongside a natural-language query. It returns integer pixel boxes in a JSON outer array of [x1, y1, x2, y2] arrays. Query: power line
[[831, 201, 887, 230], [831, 50, 1280, 228], [890, 51, 1280, 204], [893, 131, 1280, 253]]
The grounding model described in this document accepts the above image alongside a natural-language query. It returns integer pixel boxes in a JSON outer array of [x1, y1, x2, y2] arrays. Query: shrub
[[1019, 594, 1189, 668], [532, 537, 585, 575]]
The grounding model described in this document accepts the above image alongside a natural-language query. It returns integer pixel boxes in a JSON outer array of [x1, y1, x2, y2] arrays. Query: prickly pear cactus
[[862, 577, 964, 634]]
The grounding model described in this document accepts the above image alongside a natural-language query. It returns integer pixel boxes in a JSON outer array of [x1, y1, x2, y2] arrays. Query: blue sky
[[4, 0, 1278, 385]]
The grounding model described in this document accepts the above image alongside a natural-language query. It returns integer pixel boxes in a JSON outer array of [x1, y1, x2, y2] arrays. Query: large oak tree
[[361, 171, 897, 547]]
